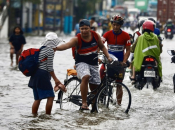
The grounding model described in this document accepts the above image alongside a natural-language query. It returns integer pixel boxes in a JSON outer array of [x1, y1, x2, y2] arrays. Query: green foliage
[[75, 0, 102, 19], [23, 0, 41, 4]]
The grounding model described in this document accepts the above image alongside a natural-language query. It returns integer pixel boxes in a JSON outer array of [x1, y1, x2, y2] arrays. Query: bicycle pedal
[[56, 100, 60, 103]]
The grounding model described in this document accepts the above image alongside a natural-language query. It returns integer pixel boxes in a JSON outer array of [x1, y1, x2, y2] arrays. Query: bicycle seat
[[67, 69, 77, 76]]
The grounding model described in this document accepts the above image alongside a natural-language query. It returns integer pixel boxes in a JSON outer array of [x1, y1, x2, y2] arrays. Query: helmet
[[137, 19, 147, 29], [111, 15, 124, 25], [148, 18, 156, 23], [167, 18, 172, 22], [142, 20, 155, 32]]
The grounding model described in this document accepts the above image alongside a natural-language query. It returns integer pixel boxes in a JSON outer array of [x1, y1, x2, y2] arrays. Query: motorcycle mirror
[[167, 50, 175, 56]]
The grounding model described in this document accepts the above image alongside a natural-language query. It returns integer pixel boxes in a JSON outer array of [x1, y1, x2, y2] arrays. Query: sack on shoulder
[[107, 61, 125, 80], [18, 46, 47, 77]]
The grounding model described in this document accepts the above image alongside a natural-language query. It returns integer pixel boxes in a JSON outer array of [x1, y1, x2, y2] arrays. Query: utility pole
[[60, 0, 63, 33], [53, 2, 56, 31], [42, 0, 46, 35], [37, 4, 40, 35]]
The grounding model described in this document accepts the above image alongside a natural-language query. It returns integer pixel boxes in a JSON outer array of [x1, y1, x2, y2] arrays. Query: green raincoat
[[133, 32, 162, 77]]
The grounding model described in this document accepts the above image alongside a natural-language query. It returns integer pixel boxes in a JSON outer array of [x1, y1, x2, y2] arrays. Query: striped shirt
[[38, 46, 54, 72]]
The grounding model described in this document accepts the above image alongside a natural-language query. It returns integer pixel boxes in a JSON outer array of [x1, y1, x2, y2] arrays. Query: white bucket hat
[[41, 32, 61, 48]]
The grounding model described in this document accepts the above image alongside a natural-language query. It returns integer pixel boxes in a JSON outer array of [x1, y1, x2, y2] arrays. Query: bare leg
[[32, 100, 41, 115], [80, 75, 90, 108], [89, 83, 98, 95], [132, 66, 135, 79], [89, 83, 98, 108], [10, 49, 14, 66], [16, 53, 20, 66], [116, 85, 123, 105], [131, 66, 135, 79], [45, 97, 54, 115], [10, 53, 13, 66]]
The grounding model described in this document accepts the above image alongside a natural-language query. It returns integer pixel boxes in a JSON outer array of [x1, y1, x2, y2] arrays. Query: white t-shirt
[[92, 22, 98, 28]]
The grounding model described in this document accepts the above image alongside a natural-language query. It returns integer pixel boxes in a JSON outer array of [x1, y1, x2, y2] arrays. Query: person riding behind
[[100, 15, 131, 105], [127, 19, 147, 72], [54, 19, 112, 110], [130, 20, 162, 81]]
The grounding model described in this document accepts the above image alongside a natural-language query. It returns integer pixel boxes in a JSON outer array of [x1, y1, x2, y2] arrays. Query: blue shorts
[[28, 69, 55, 100], [33, 86, 55, 100], [108, 51, 123, 62]]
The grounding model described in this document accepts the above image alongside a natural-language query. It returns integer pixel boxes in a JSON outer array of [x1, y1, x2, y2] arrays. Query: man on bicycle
[[100, 15, 131, 105], [54, 19, 112, 110]]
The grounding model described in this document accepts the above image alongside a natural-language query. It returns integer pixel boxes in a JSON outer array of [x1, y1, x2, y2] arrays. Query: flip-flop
[[129, 76, 135, 81], [131, 80, 136, 85], [79, 105, 89, 110]]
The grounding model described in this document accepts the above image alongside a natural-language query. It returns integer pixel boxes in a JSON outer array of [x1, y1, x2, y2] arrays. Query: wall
[[0, 16, 8, 38], [157, 0, 175, 24]]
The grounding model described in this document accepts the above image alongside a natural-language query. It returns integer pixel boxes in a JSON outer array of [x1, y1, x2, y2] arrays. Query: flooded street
[[1, 32, 175, 130]]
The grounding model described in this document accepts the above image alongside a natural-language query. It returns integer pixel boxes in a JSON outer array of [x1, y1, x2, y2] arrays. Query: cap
[[79, 19, 90, 27], [41, 32, 61, 48]]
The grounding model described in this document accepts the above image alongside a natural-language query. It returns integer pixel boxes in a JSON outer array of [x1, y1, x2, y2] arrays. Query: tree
[[23, 0, 41, 4], [74, 0, 102, 22]]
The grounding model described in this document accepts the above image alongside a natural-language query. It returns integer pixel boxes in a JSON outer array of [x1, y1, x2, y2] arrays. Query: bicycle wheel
[[58, 77, 81, 110], [96, 81, 131, 114]]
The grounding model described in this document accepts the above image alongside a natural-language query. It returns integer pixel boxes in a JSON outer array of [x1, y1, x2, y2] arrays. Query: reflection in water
[[1, 35, 175, 129]]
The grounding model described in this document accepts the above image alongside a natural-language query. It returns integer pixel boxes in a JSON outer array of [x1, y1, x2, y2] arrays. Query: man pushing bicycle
[[100, 15, 131, 105], [54, 19, 112, 110]]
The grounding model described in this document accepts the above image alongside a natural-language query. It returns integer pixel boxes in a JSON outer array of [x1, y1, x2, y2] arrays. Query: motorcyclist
[[165, 19, 175, 30], [148, 18, 160, 36], [130, 20, 162, 82], [164, 19, 175, 35]]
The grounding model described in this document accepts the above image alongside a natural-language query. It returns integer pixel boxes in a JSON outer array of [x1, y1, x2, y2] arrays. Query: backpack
[[18, 46, 47, 76]]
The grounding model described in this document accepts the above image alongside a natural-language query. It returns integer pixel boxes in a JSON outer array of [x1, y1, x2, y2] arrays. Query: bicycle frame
[[57, 54, 131, 113]]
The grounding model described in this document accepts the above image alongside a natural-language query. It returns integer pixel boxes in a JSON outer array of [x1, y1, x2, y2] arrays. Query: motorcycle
[[164, 28, 174, 39], [167, 50, 175, 93], [134, 55, 161, 90]]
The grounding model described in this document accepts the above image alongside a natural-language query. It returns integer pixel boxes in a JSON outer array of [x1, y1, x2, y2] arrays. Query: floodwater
[[1, 31, 175, 130]]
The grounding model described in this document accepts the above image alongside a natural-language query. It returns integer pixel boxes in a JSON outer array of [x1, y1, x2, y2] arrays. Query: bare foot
[[10, 62, 13, 67]]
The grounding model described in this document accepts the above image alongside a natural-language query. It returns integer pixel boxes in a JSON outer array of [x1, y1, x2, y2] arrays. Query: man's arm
[[55, 37, 78, 51], [123, 46, 130, 63], [97, 34, 111, 61]]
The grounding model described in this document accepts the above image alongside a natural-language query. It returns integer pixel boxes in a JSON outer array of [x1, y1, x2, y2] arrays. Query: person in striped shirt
[[28, 32, 66, 115]]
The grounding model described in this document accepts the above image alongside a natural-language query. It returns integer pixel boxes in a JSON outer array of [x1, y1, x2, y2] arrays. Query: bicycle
[[55, 54, 132, 113]]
